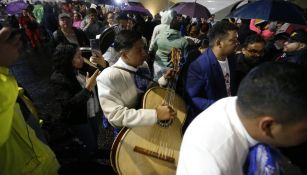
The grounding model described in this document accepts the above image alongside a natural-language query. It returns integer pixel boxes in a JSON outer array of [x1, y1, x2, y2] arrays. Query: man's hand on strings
[[163, 68, 178, 79], [156, 103, 176, 121]]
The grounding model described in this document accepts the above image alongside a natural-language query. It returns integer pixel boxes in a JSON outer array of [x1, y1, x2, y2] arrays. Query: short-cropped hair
[[242, 34, 265, 48], [208, 21, 238, 47], [237, 62, 307, 124]]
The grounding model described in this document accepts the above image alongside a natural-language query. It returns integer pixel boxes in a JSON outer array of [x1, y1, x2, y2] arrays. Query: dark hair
[[87, 8, 97, 16], [242, 34, 265, 48], [207, 21, 238, 47], [113, 30, 142, 52], [52, 43, 79, 76], [199, 22, 209, 34], [170, 18, 181, 31], [237, 62, 307, 124], [200, 38, 209, 49], [187, 23, 200, 35]]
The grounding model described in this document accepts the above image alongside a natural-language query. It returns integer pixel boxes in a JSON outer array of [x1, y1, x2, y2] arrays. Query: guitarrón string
[[151, 48, 181, 161]]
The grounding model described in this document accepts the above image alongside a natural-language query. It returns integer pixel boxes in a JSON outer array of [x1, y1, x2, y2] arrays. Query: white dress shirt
[[96, 58, 157, 128], [177, 97, 258, 175]]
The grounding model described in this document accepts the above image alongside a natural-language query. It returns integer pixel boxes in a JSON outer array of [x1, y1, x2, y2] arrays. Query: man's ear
[[215, 39, 222, 48], [258, 116, 275, 138], [121, 50, 128, 60]]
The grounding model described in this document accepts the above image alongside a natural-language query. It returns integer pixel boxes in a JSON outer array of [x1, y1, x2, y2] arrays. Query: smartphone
[[90, 39, 101, 56]]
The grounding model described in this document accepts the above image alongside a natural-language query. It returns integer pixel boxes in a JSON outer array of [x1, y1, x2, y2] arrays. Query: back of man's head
[[170, 18, 181, 31], [237, 62, 307, 124], [208, 21, 238, 47], [114, 30, 142, 52]]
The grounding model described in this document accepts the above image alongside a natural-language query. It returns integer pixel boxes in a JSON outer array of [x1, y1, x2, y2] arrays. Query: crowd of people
[[0, 0, 307, 174]]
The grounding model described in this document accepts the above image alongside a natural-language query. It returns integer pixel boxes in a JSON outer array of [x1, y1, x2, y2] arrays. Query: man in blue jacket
[[184, 21, 239, 130]]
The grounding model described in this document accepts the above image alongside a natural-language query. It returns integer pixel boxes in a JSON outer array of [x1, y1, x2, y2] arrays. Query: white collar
[[217, 57, 228, 63], [114, 57, 148, 73], [226, 97, 259, 148], [113, 57, 138, 72]]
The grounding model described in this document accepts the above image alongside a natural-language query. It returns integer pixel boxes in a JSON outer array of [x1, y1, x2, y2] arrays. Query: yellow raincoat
[[0, 67, 60, 175]]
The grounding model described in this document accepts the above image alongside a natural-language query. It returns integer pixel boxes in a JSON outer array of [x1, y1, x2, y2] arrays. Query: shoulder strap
[[113, 66, 158, 84]]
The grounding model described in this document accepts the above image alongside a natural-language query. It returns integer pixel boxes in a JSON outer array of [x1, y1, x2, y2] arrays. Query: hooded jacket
[[152, 28, 189, 67], [149, 10, 174, 50]]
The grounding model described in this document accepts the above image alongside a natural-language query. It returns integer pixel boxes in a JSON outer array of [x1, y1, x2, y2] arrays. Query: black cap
[[288, 30, 307, 44], [117, 13, 128, 20], [273, 32, 290, 41]]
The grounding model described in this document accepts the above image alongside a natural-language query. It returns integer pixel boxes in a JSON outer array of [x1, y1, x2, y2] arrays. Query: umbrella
[[121, 5, 152, 16], [171, 2, 211, 19], [230, 0, 248, 13], [95, 0, 114, 5], [99, 26, 116, 54], [6, 1, 28, 15], [228, 0, 306, 25]]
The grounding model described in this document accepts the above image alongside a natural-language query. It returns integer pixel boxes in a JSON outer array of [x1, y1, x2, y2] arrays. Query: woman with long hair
[[50, 43, 107, 162]]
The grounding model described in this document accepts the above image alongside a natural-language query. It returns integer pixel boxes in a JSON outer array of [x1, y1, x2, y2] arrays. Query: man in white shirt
[[96, 30, 176, 128], [177, 62, 307, 175]]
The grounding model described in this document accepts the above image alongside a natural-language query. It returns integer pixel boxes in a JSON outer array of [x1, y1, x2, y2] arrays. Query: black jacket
[[50, 71, 91, 125], [283, 49, 307, 66], [53, 27, 90, 47]]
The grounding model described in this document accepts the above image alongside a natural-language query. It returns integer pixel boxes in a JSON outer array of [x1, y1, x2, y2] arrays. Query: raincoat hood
[[160, 10, 174, 25]]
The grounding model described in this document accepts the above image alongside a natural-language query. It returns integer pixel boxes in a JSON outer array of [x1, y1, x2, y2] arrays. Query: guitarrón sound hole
[[158, 119, 173, 128]]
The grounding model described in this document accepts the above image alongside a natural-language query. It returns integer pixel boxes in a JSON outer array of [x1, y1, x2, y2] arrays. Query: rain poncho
[[0, 67, 60, 175]]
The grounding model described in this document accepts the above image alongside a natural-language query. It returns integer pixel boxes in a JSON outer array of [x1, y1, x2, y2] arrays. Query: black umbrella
[[99, 26, 116, 54], [171, 2, 211, 19], [228, 0, 306, 25]]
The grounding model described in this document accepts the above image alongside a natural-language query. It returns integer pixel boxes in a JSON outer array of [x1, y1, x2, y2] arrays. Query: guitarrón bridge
[[133, 146, 175, 163]]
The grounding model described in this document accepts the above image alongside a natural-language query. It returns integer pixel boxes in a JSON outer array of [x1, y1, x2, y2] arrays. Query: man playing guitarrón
[[96, 30, 176, 128]]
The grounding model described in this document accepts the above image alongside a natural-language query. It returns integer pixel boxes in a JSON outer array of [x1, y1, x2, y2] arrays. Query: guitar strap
[[108, 66, 159, 136], [113, 66, 159, 85]]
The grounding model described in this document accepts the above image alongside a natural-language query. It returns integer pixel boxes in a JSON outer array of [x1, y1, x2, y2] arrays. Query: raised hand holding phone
[[89, 39, 107, 68], [90, 39, 101, 57]]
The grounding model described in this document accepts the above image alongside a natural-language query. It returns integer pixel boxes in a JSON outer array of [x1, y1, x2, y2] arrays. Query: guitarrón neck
[[134, 146, 175, 163]]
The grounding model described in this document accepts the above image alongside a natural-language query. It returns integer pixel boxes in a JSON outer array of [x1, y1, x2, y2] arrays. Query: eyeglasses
[[246, 48, 265, 55]]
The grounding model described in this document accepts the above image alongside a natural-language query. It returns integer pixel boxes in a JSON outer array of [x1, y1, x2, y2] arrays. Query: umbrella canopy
[[121, 5, 152, 16], [171, 2, 211, 19], [228, 0, 306, 25], [6, 1, 29, 15], [99, 26, 116, 54], [95, 0, 114, 5]]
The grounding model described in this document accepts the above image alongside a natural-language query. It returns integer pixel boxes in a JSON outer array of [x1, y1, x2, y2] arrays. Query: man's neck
[[212, 47, 227, 61], [121, 57, 137, 68], [236, 105, 261, 143], [61, 28, 73, 34]]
